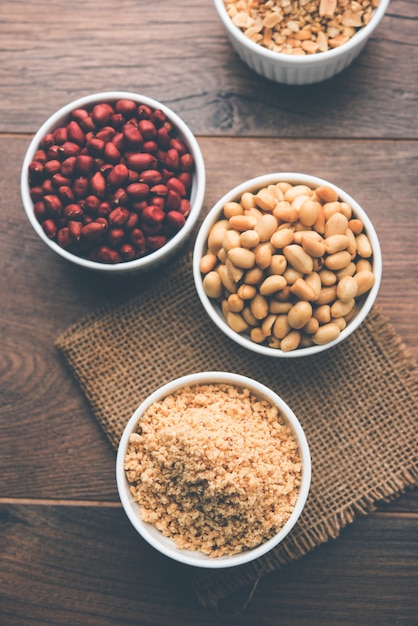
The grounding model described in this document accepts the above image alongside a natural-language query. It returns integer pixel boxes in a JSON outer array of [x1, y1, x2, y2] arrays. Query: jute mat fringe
[[55, 251, 418, 609]]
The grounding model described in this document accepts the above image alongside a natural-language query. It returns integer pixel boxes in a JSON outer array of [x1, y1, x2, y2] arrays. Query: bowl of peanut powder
[[116, 371, 311, 568], [213, 0, 390, 84]]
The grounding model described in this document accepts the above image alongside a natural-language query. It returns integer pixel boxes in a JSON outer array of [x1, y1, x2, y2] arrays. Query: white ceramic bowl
[[193, 173, 382, 358], [21, 91, 206, 274], [116, 371, 311, 568], [213, 0, 390, 85]]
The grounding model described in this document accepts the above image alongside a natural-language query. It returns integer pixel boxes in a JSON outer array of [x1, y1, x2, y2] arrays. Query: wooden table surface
[[1, 1, 417, 624]]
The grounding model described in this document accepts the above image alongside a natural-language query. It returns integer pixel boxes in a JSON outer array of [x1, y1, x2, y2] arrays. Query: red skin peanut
[[108, 206, 130, 227], [120, 243, 136, 261], [75, 154, 95, 175], [64, 203, 84, 220], [107, 163, 129, 188], [115, 99, 137, 117], [67, 120, 85, 146], [57, 227, 72, 248], [141, 205, 165, 226], [92, 102, 114, 127], [58, 141, 81, 158], [89, 171, 106, 198], [147, 235, 167, 250], [126, 152, 157, 173], [122, 122, 143, 149], [43, 194, 63, 217], [42, 219, 57, 239], [53, 126, 68, 145], [95, 246, 122, 264], [166, 210, 186, 231], [34, 201, 47, 221], [28, 161, 44, 184], [139, 169, 163, 185], [81, 221, 107, 240]]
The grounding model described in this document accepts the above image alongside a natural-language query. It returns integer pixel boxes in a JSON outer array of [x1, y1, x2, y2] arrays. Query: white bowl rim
[[116, 370, 311, 568], [212, 0, 390, 66], [21, 90, 206, 272], [193, 172, 382, 358]]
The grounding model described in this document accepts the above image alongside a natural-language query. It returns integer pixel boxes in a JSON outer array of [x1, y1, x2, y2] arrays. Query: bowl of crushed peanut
[[213, 0, 390, 84], [117, 371, 311, 568], [193, 173, 381, 357]]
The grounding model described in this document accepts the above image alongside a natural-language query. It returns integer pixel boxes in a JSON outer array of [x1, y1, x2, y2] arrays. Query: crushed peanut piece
[[224, 0, 379, 55]]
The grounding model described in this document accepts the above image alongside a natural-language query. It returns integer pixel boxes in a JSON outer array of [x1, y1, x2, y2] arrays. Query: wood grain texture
[[1, 136, 417, 501], [1, 0, 417, 622], [1, 1, 416, 137], [1, 504, 417, 626]]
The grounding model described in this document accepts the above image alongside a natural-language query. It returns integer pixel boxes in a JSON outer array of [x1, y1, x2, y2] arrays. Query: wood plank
[[0, 1, 416, 138], [1, 135, 417, 501], [0, 504, 417, 625]]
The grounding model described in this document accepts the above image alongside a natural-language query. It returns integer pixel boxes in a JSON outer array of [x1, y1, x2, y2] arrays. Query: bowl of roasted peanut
[[21, 91, 206, 274], [213, 0, 390, 85], [193, 173, 382, 357]]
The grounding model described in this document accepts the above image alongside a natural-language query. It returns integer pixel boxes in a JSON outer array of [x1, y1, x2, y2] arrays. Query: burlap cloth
[[55, 250, 418, 610]]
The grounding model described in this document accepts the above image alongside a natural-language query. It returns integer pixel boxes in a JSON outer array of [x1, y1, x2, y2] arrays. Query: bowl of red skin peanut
[[193, 173, 382, 358], [213, 0, 390, 85], [21, 91, 206, 274]]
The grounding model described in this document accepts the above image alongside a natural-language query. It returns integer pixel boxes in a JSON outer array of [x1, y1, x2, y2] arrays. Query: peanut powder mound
[[224, 0, 380, 55], [124, 383, 302, 557]]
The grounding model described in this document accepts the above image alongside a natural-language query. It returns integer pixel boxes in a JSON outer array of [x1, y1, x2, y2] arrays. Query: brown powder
[[124, 383, 302, 557]]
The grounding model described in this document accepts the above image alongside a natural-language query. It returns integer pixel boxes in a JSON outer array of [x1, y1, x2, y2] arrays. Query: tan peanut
[[356, 233, 373, 258], [283, 244, 314, 274], [254, 213, 278, 241], [287, 301, 312, 329], [301, 234, 326, 258], [226, 258, 244, 283], [223, 229, 241, 252], [259, 274, 287, 296], [208, 219, 228, 254], [269, 254, 287, 275], [240, 229, 260, 249], [299, 199, 320, 226], [227, 293, 244, 313], [324, 250, 352, 271], [226, 311, 249, 333], [331, 298, 355, 318], [250, 293, 269, 320], [199, 253, 217, 274], [227, 247, 256, 269], [312, 323, 341, 345], [228, 214, 257, 231], [336, 275, 358, 302], [255, 188, 277, 212], [270, 228, 295, 249], [237, 284, 257, 300], [315, 185, 338, 203], [280, 330, 301, 352], [290, 278, 316, 301], [324, 234, 349, 255], [255, 242, 273, 270], [324, 212, 349, 237], [354, 270, 375, 296], [223, 201, 243, 218], [203, 271, 223, 299]]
